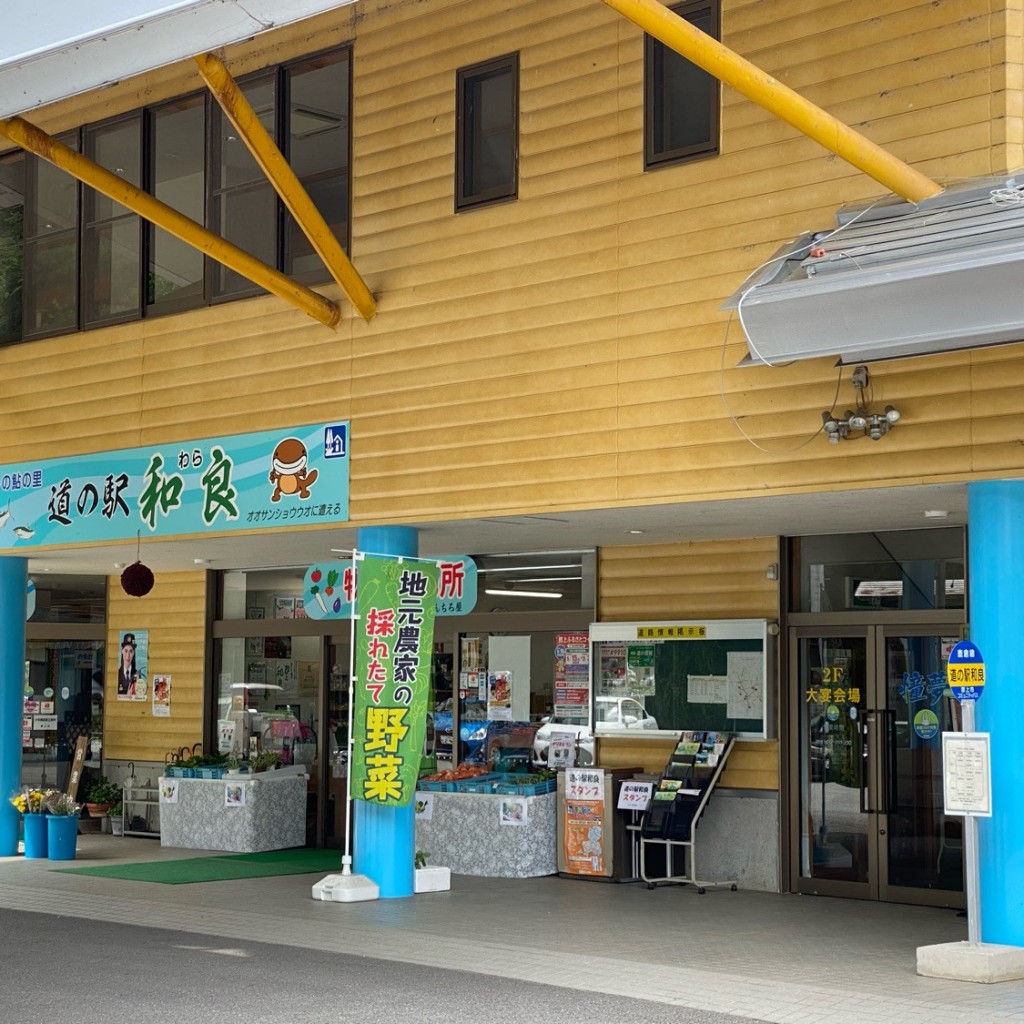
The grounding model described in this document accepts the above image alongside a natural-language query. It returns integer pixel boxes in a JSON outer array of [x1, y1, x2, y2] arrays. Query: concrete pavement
[[1, 834, 1021, 1024]]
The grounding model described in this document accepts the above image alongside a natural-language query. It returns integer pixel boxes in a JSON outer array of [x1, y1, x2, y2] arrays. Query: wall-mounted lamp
[[821, 365, 901, 444]]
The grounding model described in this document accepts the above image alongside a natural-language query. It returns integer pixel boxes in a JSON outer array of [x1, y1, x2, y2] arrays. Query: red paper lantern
[[120, 561, 154, 597]]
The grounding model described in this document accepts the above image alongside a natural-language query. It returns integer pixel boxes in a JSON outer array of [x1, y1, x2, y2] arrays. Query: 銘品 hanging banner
[[351, 555, 439, 807]]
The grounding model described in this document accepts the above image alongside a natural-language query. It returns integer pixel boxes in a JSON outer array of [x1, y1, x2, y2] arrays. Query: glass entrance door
[[793, 626, 964, 906]]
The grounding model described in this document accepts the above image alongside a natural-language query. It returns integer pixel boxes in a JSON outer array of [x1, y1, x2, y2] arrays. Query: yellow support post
[[195, 52, 377, 322], [0, 116, 341, 329], [603, 0, 943, 203]]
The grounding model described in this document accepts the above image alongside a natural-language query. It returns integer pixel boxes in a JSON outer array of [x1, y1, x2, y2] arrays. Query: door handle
[[860, 713, 874, 814], [878, 708, 897, 817]]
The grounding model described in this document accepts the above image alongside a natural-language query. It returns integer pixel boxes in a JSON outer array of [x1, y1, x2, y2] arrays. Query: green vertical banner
[[351, 554, 439, 807]]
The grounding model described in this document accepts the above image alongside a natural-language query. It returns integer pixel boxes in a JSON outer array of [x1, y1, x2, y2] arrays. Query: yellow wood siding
[[719, 739, 779, 791], [0, 0, 1022, 537], [593, 735, 778, 790], [598, 538, 779, 621], [105, 572, 207, 762]]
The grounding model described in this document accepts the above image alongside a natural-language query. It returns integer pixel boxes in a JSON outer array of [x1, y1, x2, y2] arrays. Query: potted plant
[[10, 788, 50, 859], [84, 776, 121, 817], [248, 750, 281, 773], [43, 791, 82, 861], [414, 849, 451, 893], [108, 803, 124, 836]]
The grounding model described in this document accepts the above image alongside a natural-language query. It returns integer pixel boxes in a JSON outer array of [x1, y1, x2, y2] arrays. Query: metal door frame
[[787, 611, 963, 906]]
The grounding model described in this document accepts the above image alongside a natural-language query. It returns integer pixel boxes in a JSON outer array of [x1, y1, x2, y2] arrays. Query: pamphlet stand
[[638, 732, 736, 894]]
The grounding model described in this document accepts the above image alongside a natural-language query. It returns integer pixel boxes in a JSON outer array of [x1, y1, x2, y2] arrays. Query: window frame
[[455, 52, 519, 212], [81, 110, 144, 329], [23, 130, 81, 341], [4, 43, 353, 344], [643, 0, 721, 170]]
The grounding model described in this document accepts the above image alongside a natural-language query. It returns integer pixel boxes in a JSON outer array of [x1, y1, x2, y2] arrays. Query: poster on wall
[[487, 671, 513, 721], [217, 719, 236, 753], [152, 674, 171, 717], [554, 632, 589, 720], [563, 769, 606, 876], [116, 629, 149, 702]]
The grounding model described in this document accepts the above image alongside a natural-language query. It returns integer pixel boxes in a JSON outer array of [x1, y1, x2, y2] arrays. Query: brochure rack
[[638, 732, 736, 893]]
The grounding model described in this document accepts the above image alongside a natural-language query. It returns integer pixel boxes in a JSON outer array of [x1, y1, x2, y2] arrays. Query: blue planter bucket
[[46, 814, 79, 861], [22, 814, 48, 859]]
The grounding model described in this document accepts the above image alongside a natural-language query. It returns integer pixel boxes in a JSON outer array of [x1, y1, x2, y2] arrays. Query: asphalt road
[[0, 910, 768, 1024]]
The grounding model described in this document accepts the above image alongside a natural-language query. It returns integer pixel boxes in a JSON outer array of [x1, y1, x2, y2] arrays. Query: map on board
[[726, 651, 763, 720]]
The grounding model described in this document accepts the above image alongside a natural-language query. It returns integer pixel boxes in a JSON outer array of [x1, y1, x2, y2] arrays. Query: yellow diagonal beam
[[0, 115, 341, 329], [603, 0, 943, 203], [196, 52, 377, 322]]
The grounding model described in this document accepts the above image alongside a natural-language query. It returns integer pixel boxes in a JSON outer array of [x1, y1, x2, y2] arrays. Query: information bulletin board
[[588, 619, 769, 738]]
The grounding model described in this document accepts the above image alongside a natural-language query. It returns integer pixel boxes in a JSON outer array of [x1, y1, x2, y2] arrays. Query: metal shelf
[[122, 783, 160, 838]]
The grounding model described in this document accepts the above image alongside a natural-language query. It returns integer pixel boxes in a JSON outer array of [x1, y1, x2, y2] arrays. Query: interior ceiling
[[23, 482, 968, 577]]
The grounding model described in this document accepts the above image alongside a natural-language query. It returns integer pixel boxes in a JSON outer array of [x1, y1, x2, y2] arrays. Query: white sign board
[[942, 732, 992, 817], [617, 780, 653, 812]]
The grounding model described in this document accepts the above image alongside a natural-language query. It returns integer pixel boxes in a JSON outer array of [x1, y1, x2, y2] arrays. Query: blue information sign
[[946, 640, 985, 702]]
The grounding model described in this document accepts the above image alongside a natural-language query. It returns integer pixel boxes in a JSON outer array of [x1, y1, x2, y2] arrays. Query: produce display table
[[414, 790, 556, 877], [159, 773, 306, 853]]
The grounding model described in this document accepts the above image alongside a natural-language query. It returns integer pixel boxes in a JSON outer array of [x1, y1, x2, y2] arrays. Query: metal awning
[[723, 177, 1024, 365]]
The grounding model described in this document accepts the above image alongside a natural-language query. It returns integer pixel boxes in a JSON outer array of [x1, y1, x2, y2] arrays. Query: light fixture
[[924, 509, 949, 520], [484, 587, 562, 599], [821, 366, 901, 444], [193, 558, 210, 566]]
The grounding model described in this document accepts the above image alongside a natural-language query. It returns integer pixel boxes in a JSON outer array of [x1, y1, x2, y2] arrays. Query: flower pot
[[47, 814, 80, 861], [109, 814, 124, 836], [22, 814, 48, 859]]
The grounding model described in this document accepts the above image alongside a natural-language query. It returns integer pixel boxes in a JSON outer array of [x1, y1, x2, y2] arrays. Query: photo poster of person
[[152, 674, 171, 717], [116, 629, 149, 702], [225, 783, 246, 807]]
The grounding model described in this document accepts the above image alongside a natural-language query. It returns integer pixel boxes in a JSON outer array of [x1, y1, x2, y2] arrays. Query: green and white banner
[[350, 555, 439, 807]]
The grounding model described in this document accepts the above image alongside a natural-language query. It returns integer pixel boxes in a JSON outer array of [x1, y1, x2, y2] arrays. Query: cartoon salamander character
[[269, 437, 318, 501]]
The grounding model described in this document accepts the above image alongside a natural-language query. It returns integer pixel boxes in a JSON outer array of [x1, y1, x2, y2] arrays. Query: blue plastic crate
[[490, 773, 556, 796], [194, 766, 225, 779], [164, 766, 194, 778], [455, 775, 498, 793]]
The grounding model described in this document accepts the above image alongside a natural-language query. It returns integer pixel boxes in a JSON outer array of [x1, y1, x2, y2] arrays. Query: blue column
[[353, 525, 418, 898], [0, 558, 27, 857], [967, 480, 1024, 946]]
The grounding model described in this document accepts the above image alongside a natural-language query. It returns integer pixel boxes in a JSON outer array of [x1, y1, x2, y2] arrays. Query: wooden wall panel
[[105, 572, 207, 762], [598, 537, 780, 622], [720, 740, 779, 791], [0, 0, 1022, 539]]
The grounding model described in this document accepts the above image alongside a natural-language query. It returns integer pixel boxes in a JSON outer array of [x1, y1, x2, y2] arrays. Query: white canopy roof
[[0, 0, 357, 118]]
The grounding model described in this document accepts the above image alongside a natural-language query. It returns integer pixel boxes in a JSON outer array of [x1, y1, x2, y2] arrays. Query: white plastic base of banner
[[311, 873, 380, 903]]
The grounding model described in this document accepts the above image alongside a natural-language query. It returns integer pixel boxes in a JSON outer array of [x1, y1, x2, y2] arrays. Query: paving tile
[[1, 835, 1023, 1023]]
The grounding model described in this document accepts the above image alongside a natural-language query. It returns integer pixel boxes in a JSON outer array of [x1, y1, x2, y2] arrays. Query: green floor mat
[[55, 848, 343, 884]]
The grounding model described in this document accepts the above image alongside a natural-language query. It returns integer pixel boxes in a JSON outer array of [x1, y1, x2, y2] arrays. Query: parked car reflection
[[533, 696, 658, 766]]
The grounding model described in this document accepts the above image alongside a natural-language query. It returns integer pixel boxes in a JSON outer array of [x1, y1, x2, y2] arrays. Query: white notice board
[[941, 732, 992, 817]]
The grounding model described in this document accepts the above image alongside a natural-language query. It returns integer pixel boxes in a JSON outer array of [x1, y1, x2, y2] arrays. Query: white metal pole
[[961, 698, 981, 946], [341, 549, 359, 876]]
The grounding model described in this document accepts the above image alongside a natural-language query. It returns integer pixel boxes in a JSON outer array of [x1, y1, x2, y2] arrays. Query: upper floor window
[[83, 113, 142, 327], [644, 0, 720, 169], [455, 53, 518, 211], [0, 44, 351, 343]]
